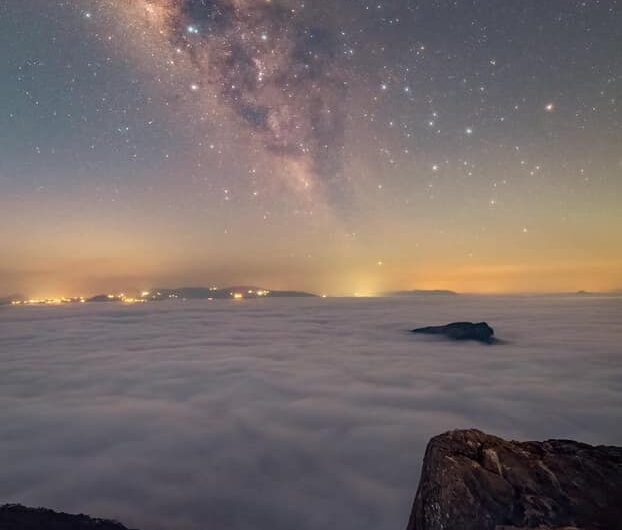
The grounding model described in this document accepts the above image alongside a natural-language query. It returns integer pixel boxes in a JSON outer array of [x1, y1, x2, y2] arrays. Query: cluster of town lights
[[231, 289, 270, 300], [11, 294, 143, 306], [10, 289, 273, 306], [12, 297, 86, 306]]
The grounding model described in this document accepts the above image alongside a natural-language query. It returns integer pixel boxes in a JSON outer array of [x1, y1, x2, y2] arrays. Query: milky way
[[2, 1, 622, 296], [125, 0, 349, 191]]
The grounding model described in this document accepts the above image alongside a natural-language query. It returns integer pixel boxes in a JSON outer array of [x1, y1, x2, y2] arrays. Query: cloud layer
[[1, 295, 621, 530]]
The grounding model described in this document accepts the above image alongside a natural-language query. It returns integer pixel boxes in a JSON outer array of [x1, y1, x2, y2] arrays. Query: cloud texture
[[1, 296, 621, 530]]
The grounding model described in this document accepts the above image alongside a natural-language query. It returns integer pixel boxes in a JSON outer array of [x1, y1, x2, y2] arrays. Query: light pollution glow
[[1, 1, 621, 298]]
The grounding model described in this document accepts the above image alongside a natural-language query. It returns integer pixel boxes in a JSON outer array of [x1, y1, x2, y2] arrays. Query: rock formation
[[0, 505, 138, 530], [407, 429, 622, 530], [4, 429, 621, 530], [411, 322, 495, 343]]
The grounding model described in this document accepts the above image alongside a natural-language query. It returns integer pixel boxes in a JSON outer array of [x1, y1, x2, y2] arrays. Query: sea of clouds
[[1, 295, 621, 530]]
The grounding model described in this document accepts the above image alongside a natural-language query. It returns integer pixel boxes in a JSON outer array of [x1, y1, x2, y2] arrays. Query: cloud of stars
[[120, 0, 349, 193]]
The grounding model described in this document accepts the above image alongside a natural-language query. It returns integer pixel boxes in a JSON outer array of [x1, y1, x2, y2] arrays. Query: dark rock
[[411, 322, 495, 343], [86, 294, 120, 303], [406, 429, 622, 530], [0, 505, 139, 530]]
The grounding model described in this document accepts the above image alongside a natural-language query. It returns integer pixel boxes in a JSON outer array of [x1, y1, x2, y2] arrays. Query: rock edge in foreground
[[4, 429, 621, 530], [406, 429, 622, 530], [0, 504, 139, 530]]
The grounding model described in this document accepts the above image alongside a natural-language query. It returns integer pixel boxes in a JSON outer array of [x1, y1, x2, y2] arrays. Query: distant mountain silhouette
[[574, 290, 622, 297], [83, 287, 316, 303], [147, 287, 317, 300], [87, 294, 122, 303], [0, 294, 24, 305], [385, 289, 458, 297]]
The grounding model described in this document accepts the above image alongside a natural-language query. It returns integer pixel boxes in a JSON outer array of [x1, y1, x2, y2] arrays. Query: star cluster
[[98, 0, 352, 199], [140, 1, 347, 184]]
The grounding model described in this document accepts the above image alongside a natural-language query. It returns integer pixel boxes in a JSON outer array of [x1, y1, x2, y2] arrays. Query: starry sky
[[2, 0, 621, 297]]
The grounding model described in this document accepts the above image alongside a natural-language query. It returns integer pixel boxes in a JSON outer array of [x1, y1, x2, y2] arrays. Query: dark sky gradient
[[1, 0, 621, 296]]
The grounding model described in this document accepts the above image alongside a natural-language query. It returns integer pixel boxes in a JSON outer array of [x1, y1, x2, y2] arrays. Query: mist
[[1, 295, 621, 530]]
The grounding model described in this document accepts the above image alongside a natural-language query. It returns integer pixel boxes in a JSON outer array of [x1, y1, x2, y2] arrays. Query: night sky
[[2, 0, 621, 297]]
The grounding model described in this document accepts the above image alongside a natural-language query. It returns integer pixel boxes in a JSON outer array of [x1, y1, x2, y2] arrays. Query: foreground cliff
[[3, 429, 621, 530], [0, 505, 138, 530], [407, 429, 622, 530]]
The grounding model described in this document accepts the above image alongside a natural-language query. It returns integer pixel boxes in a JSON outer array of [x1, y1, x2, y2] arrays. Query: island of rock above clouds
[[3, 430, 621, 530], [412, 322, 495, 343], [407, 429, 622, 530]]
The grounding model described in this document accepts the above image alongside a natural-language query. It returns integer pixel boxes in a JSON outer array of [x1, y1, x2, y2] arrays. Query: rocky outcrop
[[407, 429, 622, 530], [0, 505, 138, 530], [5, 429, 621, 530], [411, 322, 495, 343]]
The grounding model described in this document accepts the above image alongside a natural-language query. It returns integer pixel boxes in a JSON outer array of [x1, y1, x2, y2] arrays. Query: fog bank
[[1, 296, 621, 530]]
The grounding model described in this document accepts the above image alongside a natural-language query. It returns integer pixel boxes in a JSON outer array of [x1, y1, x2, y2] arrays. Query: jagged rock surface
[[406, 429, 622, 530], [0, 504, 138, 530], [411, 322, 495, 343]]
